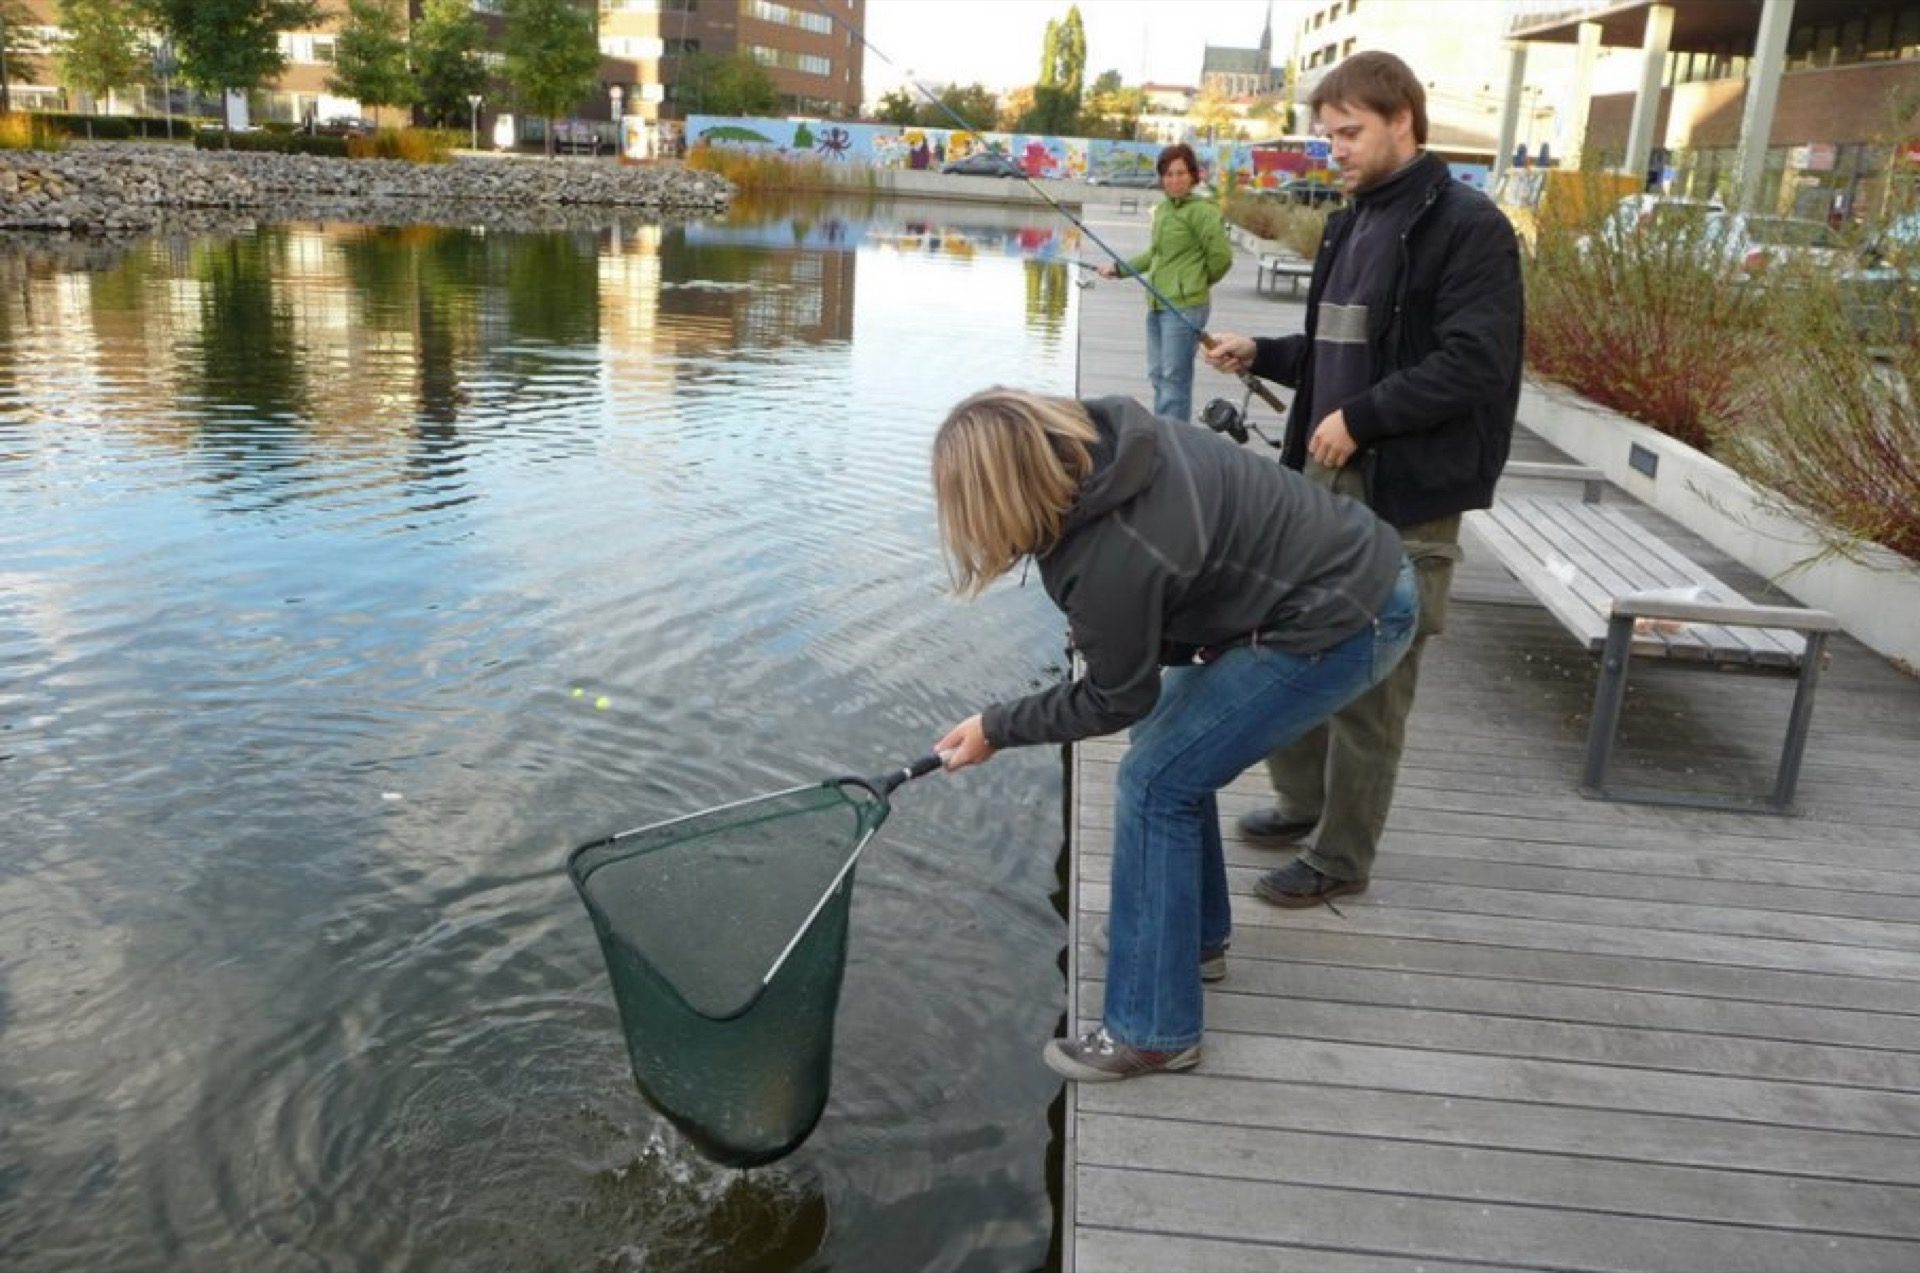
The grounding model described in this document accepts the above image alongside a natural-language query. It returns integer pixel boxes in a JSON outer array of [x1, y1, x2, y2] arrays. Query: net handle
[[758, 753, 946, 989]]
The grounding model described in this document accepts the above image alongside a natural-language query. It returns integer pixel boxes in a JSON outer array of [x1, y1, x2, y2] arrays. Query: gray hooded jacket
[[981, 396, 1404, 749]]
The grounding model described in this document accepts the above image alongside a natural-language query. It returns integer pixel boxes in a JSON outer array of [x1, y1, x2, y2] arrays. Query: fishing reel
[[1200, 387, 1284, 449]]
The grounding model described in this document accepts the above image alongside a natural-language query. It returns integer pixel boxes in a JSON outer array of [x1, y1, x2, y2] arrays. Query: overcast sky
[[860, 0, 1320, 98]]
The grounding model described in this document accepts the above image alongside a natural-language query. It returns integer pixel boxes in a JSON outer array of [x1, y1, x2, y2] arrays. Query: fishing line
[[795, 1, 1290, 417]]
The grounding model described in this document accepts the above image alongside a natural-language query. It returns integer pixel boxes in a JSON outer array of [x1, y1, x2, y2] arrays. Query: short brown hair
[[1310, 50, 1428, 146], [1156, 143, 1199, 180], [932, 389, 1098, 596]]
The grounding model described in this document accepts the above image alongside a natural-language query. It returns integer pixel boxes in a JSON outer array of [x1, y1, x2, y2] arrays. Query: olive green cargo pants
[[1263, 461, 1461, 883]]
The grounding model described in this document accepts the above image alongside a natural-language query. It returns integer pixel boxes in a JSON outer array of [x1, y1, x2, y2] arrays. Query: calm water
[[0, 199, 1087, 1270]]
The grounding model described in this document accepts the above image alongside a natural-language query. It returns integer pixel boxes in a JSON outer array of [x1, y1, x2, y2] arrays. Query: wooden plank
[[1069, 981, 1920, 1092], [1077, 1227, 1513, 1273], [1070, 1031, 1920, 1137], [1077, 1166, 1920, 1272], [1114, 954, 1920, 1053], [1077, 878, 1920, 982], [1081, 1075, 1920, 1186], [1081, 1114, 1920, 1238]]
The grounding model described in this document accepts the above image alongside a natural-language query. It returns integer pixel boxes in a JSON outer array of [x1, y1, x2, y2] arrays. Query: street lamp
[[468, 93, 482, 151]]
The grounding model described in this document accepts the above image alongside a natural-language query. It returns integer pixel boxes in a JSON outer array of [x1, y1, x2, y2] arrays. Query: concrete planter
[[1520, 377, 1920, 671]]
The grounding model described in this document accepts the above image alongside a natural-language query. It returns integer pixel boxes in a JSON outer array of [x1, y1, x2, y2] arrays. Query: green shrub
[[1718, 266, 1920, 563], [1525, 206, 1778, 451], [192, 129, 350, 157], [34, 111, 134, 140]]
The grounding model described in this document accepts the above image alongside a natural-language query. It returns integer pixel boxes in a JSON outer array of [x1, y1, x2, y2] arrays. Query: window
[[746, 44, 831, 76], [743, 0, 833, 34], [601, 36, 666, 57]]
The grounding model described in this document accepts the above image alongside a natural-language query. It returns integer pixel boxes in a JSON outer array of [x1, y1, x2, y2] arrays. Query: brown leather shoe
[[1254, 857, 1368, 908], [1235, 807, 1318, 845]]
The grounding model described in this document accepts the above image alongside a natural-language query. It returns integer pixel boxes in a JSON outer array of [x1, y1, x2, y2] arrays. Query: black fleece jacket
[[981, 397, 1403, 750], [1251, 151, 1524, 527]]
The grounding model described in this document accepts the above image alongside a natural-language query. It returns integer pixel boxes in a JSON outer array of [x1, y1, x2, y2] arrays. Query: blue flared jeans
[[1101, 557, 1419, 1050], [1145, 303, 1209, 424]]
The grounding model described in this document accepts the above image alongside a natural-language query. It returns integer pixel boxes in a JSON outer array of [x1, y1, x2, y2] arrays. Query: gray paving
[[1064, 204, 1920, 1272]]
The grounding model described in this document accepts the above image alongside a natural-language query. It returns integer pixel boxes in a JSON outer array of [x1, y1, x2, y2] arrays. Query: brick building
[[7, 1, 865, 141], [1511, 0, 1920, 219]]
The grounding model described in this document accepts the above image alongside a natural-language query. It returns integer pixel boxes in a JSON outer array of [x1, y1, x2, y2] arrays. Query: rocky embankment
[[0, 143, 733, 233]]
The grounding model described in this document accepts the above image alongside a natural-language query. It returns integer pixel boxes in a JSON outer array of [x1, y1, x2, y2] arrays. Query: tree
[[917, 82, 996, 133], [58, 0, 143, 120], [1021, 4, 1085, 134], [501, 0, 599, 157], [1079, 68, 1140, 140], [875, 86, 916, 126], [329, 0, 414, 121], [1041, 6, 1086, 102], [677, 51, 777, 118], [1, 0, 46, 113], [59, 0, 143, 118], [414, 0, 487, 129], [138, 0, 321, 142]]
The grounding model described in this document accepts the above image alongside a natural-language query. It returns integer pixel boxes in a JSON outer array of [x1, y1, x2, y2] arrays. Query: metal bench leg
[[1580, 615, 1634, 799], [1768, 631, 1828, 811]]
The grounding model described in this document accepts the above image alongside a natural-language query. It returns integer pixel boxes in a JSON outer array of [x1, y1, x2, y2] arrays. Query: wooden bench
[[1467, 462, 1839, 813], [1255, 253, 1313, 297]]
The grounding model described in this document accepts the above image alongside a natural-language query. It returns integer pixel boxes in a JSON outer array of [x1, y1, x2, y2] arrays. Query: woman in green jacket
[[1097, 143, 1233, 424]]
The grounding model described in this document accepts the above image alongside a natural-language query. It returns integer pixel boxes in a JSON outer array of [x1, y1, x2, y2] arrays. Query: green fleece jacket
[[1125, 194, 1233, 310]]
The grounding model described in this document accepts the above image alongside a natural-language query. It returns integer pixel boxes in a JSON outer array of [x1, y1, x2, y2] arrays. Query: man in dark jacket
[[1205, 50, 1524, 906]]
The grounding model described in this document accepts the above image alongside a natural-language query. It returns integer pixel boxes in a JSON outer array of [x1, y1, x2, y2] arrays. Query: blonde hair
[[932, 389, 1098, 596]]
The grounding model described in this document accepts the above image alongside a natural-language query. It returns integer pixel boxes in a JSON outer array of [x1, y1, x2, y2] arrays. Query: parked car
[[1267, 177, 1344, 207], [941, 151, 1021, 178], [1716, 213, 1844, 276], [1087, 168, 1159, 188], [1841, 211, 1920, 343], [315, 115, 375, 136]]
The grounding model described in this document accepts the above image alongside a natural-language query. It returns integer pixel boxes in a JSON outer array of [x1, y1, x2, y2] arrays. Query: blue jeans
[[1145, 303, 1208, 424], [1102, 558, 1418, 1050]]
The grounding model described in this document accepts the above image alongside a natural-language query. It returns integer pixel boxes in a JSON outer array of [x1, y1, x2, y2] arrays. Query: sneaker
[[1090, 921, 1228, 982], [1043, 1026, 1200, 1082], [1254, 857, 1368, 908], [1236, 808, 1319, 845]]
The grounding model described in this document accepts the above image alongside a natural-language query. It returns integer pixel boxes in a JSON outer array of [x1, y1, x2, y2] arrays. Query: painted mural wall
[[684, 115, 1491, 192]]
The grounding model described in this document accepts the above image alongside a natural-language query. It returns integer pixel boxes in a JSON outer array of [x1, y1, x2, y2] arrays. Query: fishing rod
[[799, 1, 1289, 419]]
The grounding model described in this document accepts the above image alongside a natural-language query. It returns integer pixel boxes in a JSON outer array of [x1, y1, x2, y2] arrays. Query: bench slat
[[1505, 496, 1805, 666], [1516, 497, 1773, 663], [1529, 496, 1804, 663]]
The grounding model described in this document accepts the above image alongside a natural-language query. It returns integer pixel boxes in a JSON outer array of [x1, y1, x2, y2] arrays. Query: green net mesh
[[568, 780, 890, 1169]]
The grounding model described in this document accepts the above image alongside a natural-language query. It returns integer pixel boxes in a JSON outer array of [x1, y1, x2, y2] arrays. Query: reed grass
[[0, 112, 66, 152], [687, 144, 878, 194], [1220, 192, 1327, 260]]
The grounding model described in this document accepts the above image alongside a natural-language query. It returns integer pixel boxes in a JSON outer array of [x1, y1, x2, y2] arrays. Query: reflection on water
[[0, 198, 1079, 1271]]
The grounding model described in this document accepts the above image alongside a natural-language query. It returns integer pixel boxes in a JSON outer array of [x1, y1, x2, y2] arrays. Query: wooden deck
[[1063, 204, 1920, 1271]]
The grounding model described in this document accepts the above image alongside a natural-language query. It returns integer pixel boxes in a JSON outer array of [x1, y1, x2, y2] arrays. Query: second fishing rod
[[800, 1, 1289, 420]]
